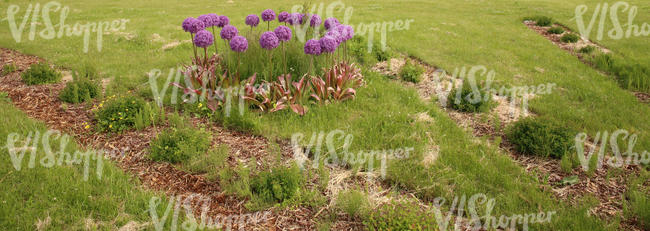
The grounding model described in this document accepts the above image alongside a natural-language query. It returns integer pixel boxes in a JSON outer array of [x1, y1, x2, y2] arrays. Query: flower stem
[[211, 27, 218, 55], [190, 33, 198, 62]]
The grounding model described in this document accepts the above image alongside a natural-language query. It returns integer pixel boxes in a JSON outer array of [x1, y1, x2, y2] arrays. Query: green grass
[[1, 0, 649, 230]]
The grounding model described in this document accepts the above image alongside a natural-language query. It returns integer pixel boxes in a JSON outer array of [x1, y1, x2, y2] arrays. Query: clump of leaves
[[579, 46, 595, 54], [309, 62, 364, 104], [2, 63, 17, 75], [447, 82, 493, 113], [506, 118, 573, 159], [399, 61, 424, 83], [373, 41, 392, 62], [560, 33, 580, 43], [336, 190, 369, 217], [94, 95, 160, 132], [363, 201, 437, 230], [59, 75, 99, 104], [349, 36, 376, 65], [547, 27, 564, 34], [21, 63, 61, 85], [149, 125, 211, 164], [251, 165, 302, 203]]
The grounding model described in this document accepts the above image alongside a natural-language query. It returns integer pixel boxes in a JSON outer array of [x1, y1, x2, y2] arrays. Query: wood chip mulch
[[0, 48, 326, 230]]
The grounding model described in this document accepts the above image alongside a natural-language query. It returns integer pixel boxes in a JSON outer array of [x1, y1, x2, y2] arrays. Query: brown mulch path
[[0, 48, 325, 230]]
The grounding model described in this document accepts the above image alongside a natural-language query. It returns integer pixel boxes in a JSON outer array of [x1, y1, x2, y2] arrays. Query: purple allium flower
[[319, 36, 337, 53], [220, 25, 238, 40], [193, 30, 214, 48], [217, 16, 229, 27], [259, 31, 279, 50], [198, 14, 217, 27], [274, 26, 292, 42], [288, 13, 304, 25], [335, 25, 349, 41], [189, 19, 206, 34], [324, 17, 340, 30], [182, 17, 195, 32], [310, 14, 322, 27], [326, 30, 342, 45], [245, 14, 260, 27], [278, 12, 289, 23], [261, 9, 276, 22], [230, 36, 248, 52], [304, 39, 321, 55], [344, 25, 355, 40]]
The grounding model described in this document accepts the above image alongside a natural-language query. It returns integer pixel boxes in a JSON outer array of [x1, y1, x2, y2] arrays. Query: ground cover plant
[[1, 0, 650, 230], [399, 60, 424, 83], [21, 63, 61, 85], [59, 77, 99, 104], [507, 118, 574, 159]]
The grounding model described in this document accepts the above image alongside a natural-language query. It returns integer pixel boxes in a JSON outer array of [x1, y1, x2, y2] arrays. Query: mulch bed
[[0, 48, 329, 230]]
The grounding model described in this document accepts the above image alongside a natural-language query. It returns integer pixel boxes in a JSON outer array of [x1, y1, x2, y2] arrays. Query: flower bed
[[174, 10, 364, 115]]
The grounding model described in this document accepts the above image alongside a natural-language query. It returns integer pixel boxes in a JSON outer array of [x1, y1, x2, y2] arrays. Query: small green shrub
[[506, 118, 573, 159], [590, 54, 650, 92], [150, 126, 211, 164], [0, 92, 9, 102], [560, 33, 580, 43], [363, 201, 437, 230], [447, 83, 492, 113], [399, 61, 424, 83], [349, 36, 377, 65], [625, 184, 650, 229], [526, 16, 553, 26], [251, 165, 302, 203], [579, 46, 595, 54], [336, 190, 369, 217], [94, 95, 152, 132], [21, 63, 61, 85], [2, 63, 17, 75], [547, 27, 564, 34], [183, 145, 229, 181], [59, 78, 99, 103], [373, 41, 392, 62]]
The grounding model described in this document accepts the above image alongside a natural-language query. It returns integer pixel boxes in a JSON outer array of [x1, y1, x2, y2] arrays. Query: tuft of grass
[[590, 53, 650, 92], [94, 95, 160, 132], [336, 190, 369, 217], [251, 165, 302, 203], [59, 77, 99, 104], [182, 145, 229, 181], [363, 200, 437, 230], [506, 118, 573, 159], [399, 61, 424, 83], [2, 63, 17, 75], [579, 46, 595, 54], [21, 63, 61, 85], [548, 27, 565, 34], [447, 83, 493, 113], [560, 34, 580, 43], [149, 124, 211, 164], [525, 16, 553, 26]]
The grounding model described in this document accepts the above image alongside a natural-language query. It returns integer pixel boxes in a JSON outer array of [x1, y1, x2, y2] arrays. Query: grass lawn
[[0, 0, 648, 230]]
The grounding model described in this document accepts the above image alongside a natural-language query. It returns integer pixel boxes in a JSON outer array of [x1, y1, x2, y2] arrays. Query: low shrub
[[373, 42, 392, 62], [590, 54, 650, 92], [399, 61, 424, 83], [506, 118, 573, 159], [547, 27, 564, 34], [21, 63, 61, 85], [94, 95, 162, 132], [2, 63, 17, 75], [59, 78, 99, 103], [579, 46, 595, 54], [363, 201, 437, 230], [336, 190, 369, 217], [560, 33, 580, 43], [446, 83, 492, 113], [149, 126, 211, 164], [251, 165, 302, 203], [349, 36, 377, 65], [183, 145, 229, 181], [526, 16, 553, 26]]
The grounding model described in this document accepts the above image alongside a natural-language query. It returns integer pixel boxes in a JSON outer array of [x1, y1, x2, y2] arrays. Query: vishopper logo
[[575, 129, 650, 171], [573, 1, 649, 40], [430, 193, 555, 231], [289, 1, 414, 52], [148, 193, 270, 231], [433, 65, 556, 117], [3, 129, 120, 181], [291, 129, 412, 180], [4, 1, 130, 53]]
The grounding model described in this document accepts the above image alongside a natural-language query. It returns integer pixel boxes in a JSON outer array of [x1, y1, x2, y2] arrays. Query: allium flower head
[[230, 36, 248, 52], [220, 25, 238, 40], [319, 36, 337, 53], [198, 14, 218, 27], [182, 17, 195, 32], [245, 14, 260, 27], [344, 25, 355, 40], [259, 31, 280, 50], [304, 39, 321, 55], [186, 18, 205, 34], [193, 30, 214, 48], [326, 30, 342, 45], [310, 14, 322, 27], [288, 13, 304, 25], [335, 25, 349, 41], [261, 9, 276, 22], [324, 17, 340, 30], [274, 26, 292, 42], [217, 16, 229, 27], [278, 12, 290, 23]]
